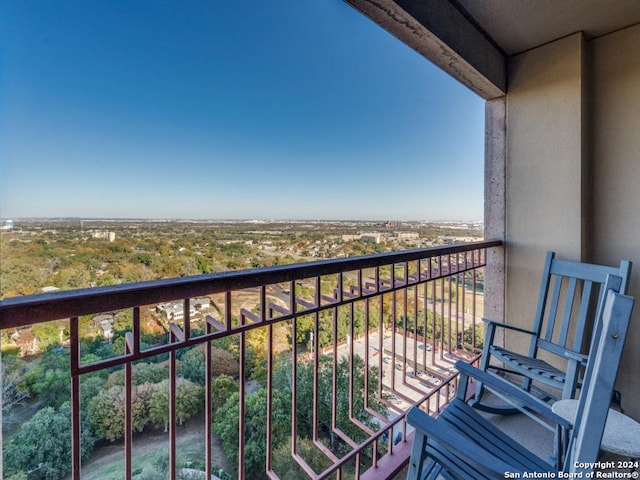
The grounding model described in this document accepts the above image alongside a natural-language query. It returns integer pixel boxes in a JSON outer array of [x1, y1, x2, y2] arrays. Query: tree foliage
[[274, 354, 387, 456], [88, 378, 204, 440], [213, 388, 291, 479], [3, 402, 93, 480]]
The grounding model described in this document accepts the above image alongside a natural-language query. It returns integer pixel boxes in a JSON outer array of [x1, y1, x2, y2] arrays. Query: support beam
[[343, 0, 506, 99]]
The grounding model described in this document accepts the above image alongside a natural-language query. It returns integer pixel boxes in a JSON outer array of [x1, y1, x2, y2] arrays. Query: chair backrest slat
[[557, 276, 578, 346], [541, 272, 563, 343], [570, 280, 593, 350]]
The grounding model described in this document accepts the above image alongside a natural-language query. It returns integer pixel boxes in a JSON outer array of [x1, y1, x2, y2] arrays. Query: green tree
[[146, 379, 205, 433], [213, 388, 291, 479], [1, 356, 32, 424], [178, 347, 206, 385], [273, 354, 387, 456], [272, 438, 332, 480], [211, 375, 237, 413], [87, 385, 125, 440], [21, 348, 71, 408], [3, 402, 93, 480]]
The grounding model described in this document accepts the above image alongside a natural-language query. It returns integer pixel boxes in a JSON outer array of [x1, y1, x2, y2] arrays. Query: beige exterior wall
[[588, 24, 640, 417], [504, 33, 586, 355], [503, 25, 640, 416]]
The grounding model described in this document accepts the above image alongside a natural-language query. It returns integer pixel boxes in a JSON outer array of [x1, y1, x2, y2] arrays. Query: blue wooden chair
[[406, 287, 634, 480], [472, 252, 631, 414]]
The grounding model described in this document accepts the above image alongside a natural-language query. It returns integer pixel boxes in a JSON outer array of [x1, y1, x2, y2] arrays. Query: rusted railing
[[0, 240, 501, 480]]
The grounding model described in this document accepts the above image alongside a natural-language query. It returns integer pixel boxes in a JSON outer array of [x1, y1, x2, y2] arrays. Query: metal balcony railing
[[0, 240, 501, 480]]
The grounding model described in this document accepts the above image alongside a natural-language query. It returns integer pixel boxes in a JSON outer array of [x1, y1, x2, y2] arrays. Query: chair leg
[[468, 377, 522, 415], [407, 430, 429, 480]]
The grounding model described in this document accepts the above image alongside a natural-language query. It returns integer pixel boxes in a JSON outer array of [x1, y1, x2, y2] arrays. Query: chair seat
[[491, 346, 565, 385], [435, 398, 551, 471]]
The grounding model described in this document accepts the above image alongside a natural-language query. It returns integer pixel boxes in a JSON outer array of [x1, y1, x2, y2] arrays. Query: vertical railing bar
[[391, 288, 397, 391], [433, 259, 439, 364], [239, 329, 246, 480], [313, 276, 321, 443], [225, 291, 232, 330], [422, 280, 428, 370], [348, 300, 355, 419], [169, 324, 178, 480], [364, 293, 370, 411], [377, 295, 384, 399], [448, 255, 453, 355], [133, 305, 141, 355], [205, 310, 213, 479], [289, 280, 298, 458], [315, 276, 321, 310], [332, 304, 339, 432], [389, 263, 393, 290], [472, 264, 478, 349], [266, 322, 274, 472], [261, 284, 267, 321], [413, 277, 419, 374], [70, 316, 81, 480], [372, 438, 379, 469], [291, 303, 298, 461], [455, 254, 460, 351], [184, 298, 191, 340], [125, 307, 139, 480], [125, 349, 133, 480], [440, 262, 445, 360], [313, 310, 320, 442]]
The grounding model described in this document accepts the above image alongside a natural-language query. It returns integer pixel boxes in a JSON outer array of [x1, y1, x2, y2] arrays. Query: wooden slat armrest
[[406, 407, 527, 479], [455, 361, 572, 429], [482, 318, 538, 336]]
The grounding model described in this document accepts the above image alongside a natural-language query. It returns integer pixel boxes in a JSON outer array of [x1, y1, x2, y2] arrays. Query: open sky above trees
[[0, 0, 484, 221]]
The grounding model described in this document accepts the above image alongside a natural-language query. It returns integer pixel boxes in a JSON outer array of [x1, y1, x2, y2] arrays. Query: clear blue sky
[[0, 1, 485, 221]]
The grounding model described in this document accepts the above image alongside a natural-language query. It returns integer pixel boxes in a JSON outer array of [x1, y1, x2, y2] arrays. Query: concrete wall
[[504, 33, 586, 355], [588, 24, 640, 417], [504, 25, 640, 417]]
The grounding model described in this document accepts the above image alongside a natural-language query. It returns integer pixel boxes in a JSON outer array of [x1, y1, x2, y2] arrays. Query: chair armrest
[[482, 318, 538, 336], [455, 360, 572, 429], [407, 407, 527, 479], [564, 349, 588, 366]]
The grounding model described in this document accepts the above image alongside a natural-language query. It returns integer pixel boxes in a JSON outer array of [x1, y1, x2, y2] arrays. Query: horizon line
[[1, 216, 484, 223]]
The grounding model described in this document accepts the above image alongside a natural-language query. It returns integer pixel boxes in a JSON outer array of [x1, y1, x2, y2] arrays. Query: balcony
[[0, 240, 500, 480]]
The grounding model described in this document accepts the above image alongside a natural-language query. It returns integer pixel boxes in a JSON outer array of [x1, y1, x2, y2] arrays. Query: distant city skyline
[[0, 1, 485, 221]]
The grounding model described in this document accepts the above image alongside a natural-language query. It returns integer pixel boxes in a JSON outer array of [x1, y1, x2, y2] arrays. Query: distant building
[[393, 232, 419, 240], [41, 286, 61, 293], [10, 327, 39, 356], [341, 234, 360, 242], [360, 233, 382, 244], [93, 314, 115, 339], [192, 297, 211, 311], [92, 230, 116, 242], [157, 301, 197, 321], [1, 219, 13, 230]]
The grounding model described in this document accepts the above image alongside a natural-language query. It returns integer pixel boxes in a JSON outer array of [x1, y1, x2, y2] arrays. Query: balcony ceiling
[[345, 0, 640, 98], [456, 0, 640, 56]]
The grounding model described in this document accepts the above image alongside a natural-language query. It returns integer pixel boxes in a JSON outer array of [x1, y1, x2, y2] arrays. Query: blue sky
[[0, 1, 485, 221]]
